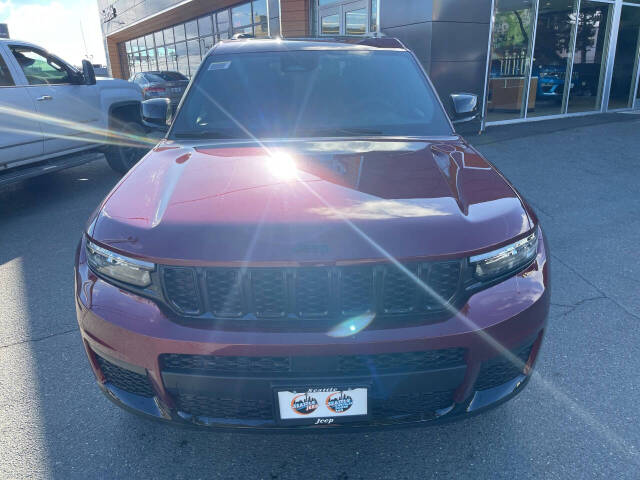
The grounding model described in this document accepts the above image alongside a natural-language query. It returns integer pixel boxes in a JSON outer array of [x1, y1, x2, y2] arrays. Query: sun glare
[[267, 152, 298, 181]]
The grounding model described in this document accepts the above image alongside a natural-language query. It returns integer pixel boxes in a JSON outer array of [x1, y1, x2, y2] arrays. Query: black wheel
[[104, 121, 148, 174]]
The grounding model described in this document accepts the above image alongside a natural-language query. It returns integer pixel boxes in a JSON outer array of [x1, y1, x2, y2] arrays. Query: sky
[[0, 0, 106, 65]]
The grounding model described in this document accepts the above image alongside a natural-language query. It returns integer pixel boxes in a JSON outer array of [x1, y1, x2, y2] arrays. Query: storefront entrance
[[483, 0, 640, 126]]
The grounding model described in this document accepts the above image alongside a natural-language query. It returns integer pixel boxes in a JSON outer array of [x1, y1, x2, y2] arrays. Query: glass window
[[200, 36, 215, 56], [217, 10, 230, 36], [0, 54, 15, 86], [567, 1, 614, 113], [254, 21, 269, 37], [164, 27, 175, 44], [234, 25, 254, 36], [321, 14, 340, 35], [175, 41, 189, 76], [145, 34, 154, 50], [170, 50, 452, 140], [319, 0, 338, 4], [232, 3, 252, 29], [486, 0, 537, 122], [166, 44, 178, 71], [125, 41, 132, 53], [608, 6, 640, 109], [174, 23, 186, 42], [637, 67, 640, 108], [187, 38, 202, 75], [345, 7, 367, 35], [253, 0, 269, 36], [147, 48, 158, 71], [370, 0, 378, 32], [198, 15, 214, 37], [185, 20, 199, 39], [156, 46, 168, 70], [139, 49, 148, 70], [10, 46, 73, 85], [154, 31, 164, 48], [528, 0, 579, 117], [252, 0, 267, 22]]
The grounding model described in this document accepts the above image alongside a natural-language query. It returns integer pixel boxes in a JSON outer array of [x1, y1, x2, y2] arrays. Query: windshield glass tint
[[146, 72, 188, 82], [170, 50, 451, 139]]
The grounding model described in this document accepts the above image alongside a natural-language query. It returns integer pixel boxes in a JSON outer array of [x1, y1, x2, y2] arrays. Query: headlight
[[469, 231, 538, 280], [86, 239, 154, 287]]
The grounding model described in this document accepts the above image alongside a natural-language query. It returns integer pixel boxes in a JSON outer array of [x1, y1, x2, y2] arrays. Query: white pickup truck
[[0, 39, 152, 186]]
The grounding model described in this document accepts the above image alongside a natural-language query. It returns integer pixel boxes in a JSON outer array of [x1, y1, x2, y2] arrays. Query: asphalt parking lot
[[1, 114, 639, 479]]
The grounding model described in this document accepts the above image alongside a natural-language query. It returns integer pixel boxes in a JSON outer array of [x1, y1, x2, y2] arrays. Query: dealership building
[[98, 0, 640, 127]]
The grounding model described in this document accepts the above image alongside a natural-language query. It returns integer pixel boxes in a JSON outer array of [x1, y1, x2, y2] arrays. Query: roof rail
[[279, 34, 406, 49], [356, 37, 405, 49], [231, 33, 255, 40]]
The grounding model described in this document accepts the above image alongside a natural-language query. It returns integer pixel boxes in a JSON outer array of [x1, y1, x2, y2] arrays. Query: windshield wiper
[[296, 127, 384, 137]]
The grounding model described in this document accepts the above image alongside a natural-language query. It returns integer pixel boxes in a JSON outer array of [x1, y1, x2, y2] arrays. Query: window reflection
[[528, 0, 578, 117], [321, 14, 339, 35], [370, 0, 378, 32], [198, 16, 213, 37], [345, 8, 367, 35], [232, 3, 253, 31], [486, 0, 536, 122], [567, 1, 613, 113], [175, 42, 188, 76], [119, 1, 262, 79], [608, 6, 640, 109], [174, 24, 186, 43], [187, 39, 201, 75], [164, 27, 174, 45]]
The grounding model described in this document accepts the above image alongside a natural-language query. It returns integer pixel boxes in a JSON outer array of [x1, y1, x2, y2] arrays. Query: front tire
[[104, 122, 148, 174]]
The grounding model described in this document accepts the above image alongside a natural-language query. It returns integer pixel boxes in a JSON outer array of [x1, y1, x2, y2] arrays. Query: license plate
[[171, 87, 182, 94], [276, 387, 368, 424]]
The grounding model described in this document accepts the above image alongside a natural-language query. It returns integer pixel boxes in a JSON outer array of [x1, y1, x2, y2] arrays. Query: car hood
[[91, 138, 533, 264]]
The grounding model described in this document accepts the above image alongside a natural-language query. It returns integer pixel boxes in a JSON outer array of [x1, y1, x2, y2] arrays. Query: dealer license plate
[[276, 387, 368, 424]]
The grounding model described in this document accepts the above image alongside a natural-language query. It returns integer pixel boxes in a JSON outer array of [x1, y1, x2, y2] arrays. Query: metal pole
[[522, 0, 540, 120], [600, 0, 622, 111], [563, 0, 582, 114], [481, 0, 496, 132]]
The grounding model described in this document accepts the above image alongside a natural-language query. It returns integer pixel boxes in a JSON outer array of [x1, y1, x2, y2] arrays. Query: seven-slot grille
[[161, 261, 463, 320]]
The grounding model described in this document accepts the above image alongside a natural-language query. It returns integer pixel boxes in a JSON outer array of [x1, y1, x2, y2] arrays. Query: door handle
[[36, 95, 53, 101]]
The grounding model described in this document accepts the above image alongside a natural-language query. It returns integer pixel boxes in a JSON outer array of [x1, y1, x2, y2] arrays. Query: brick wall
[[280, 0, 310, 37]]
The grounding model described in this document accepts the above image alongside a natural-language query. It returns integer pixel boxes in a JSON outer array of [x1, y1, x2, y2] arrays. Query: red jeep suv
[[75, 37, 549, 429]]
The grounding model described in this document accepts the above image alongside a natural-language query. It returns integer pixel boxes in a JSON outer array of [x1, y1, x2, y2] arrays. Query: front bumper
[[75, 232, 550, 430]]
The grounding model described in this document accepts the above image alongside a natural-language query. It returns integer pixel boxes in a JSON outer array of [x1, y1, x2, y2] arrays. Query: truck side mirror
[[82, 60, 96, 85], [450, 93, 479, 124], [142, 98, 172, 132]]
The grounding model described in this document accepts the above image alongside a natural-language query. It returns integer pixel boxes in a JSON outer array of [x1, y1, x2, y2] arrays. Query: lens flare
[[267, 152, 298, 180], [327, 313, 375, 338]]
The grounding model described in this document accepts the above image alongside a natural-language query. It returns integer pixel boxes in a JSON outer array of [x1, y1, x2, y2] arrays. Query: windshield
[[145, 72, 188, 82], [169, 50, 452, 140]]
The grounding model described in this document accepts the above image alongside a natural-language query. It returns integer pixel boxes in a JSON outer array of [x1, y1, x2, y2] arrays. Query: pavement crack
[[0, 328, 78, 350], [551, 296, 607, 317], [551, 254, 640, 321]]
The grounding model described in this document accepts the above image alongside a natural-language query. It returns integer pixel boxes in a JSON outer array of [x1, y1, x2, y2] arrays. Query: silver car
[[130, 71, 189, 107]]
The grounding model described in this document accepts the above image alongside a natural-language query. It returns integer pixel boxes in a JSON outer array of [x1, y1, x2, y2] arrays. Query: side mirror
[[82, 60, 96, 85], [142, 98, 172, 131], [450, 93, 479, 124]]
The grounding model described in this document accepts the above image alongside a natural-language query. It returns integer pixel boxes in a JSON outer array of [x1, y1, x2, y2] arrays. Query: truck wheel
[[104, 122, 148, 174]]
